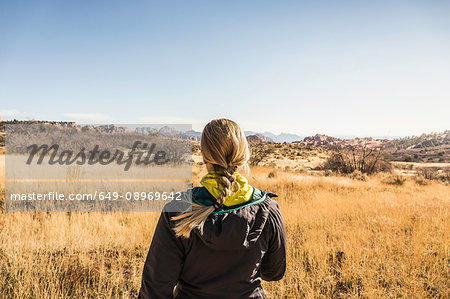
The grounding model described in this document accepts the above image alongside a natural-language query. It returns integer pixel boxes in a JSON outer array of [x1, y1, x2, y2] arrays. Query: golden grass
[[0, 163, 449, 298]]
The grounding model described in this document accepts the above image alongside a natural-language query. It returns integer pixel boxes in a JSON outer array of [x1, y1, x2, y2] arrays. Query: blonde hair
[[172, 119, 250, 238]]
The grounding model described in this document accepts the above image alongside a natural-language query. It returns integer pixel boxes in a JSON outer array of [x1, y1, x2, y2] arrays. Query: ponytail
[[171, 118, 249, 238], [172, 165, 238, 238]]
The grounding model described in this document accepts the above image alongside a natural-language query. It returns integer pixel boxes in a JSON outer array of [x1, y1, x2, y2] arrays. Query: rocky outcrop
[[294, 134, 386, 149], [247, 134, 273, 143]]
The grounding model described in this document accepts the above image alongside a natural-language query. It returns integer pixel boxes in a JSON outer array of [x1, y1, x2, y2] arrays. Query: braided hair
[[172, 119, 250, 238], [214, 164, 238, 206]]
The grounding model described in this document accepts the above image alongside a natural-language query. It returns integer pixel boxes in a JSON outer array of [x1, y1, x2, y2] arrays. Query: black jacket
[[139, 187, 286, 299]]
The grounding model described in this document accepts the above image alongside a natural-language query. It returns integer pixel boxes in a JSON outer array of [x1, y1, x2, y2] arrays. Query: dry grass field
[[0, 154, 449, 298]]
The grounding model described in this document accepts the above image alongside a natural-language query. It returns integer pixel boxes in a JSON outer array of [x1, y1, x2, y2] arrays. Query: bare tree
[[323, 145, 391, 175], [249, 143, 272, 167]]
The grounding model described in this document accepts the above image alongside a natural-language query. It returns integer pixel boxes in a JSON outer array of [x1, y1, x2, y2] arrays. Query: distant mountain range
[[244, 131, 303, 143], [1, 119, 448, 150]]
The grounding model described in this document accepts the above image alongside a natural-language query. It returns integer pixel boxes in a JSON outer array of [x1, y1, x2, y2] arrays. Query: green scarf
[[200, 171, 253, 206]]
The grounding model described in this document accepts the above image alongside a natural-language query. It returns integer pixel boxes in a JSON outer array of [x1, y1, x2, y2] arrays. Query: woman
[[139, 119, 286, 299]]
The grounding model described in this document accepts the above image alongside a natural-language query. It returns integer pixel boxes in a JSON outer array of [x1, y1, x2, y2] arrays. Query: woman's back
[[139, 187, 286, 299], [138, 119, 286, 298]]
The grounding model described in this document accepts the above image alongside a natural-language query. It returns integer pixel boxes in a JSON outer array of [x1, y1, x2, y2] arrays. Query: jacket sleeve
[[261, 200, 287, 281], [138, 211, 185, 299]]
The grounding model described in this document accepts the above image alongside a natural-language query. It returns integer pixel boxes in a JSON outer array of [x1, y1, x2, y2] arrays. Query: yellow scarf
[[200, 171, 253, 206]]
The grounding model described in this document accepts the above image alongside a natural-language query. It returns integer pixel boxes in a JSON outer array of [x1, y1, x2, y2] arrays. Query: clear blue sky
[[0, 0, 449, 137]]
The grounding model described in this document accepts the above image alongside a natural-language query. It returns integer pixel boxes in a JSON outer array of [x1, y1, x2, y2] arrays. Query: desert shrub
[[322, 147, 391, 175], [192, 142, 200, 153], [349, 170, 367, 181], [418, 168, 439, 180], [324, 170, 333, 177], [444, 168, 450, 182], [295, 167, 307, 174], [404, 156, 414, 162], [414, 175, 430, 186], [382, 175, 406, 186], [416, 167, 450, 183], [0, 186, 4, 213], [267, 162, 276, 168], [268, 171, 277, 178]]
